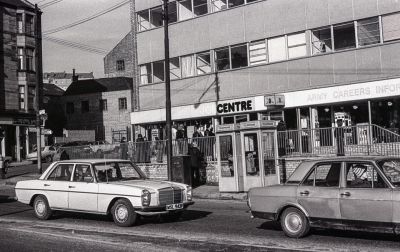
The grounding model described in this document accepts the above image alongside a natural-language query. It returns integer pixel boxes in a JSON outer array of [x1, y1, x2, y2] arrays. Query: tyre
[[280, 207, 310, 238], [33, 195, 53, 220], [111, 199, 137, 227]]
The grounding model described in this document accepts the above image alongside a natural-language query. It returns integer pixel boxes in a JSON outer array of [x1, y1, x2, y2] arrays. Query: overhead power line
[[40, 0, 64, 9], [43, 35, 108, 55], [43, 0, 130, 35]]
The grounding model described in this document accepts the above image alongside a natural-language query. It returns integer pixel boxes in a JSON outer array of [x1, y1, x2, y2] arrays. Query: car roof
[[55, 159, 130, 164]]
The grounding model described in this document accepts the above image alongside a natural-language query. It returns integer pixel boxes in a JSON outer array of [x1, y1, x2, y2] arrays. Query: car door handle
[[300, 190, 309, 196], [44, 184, 50, 187], [69, 186, 75, 189], [340, 192, 351, 197]]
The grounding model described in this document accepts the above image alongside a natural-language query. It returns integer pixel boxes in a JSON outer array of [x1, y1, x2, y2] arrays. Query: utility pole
[[162, 0, 172, 181], [35, 5, 43, 173], [130, 0, 140, 142]]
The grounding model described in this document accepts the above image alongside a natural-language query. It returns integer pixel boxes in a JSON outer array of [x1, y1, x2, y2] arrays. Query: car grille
[[158, 187, 183, 205]]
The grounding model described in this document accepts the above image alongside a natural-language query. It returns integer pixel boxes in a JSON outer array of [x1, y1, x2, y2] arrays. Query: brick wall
[[104, 32, 133, 78], [62, 89, 132, 143]]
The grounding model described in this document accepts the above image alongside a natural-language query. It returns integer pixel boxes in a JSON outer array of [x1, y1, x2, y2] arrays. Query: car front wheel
[[111, 199, 137, 227], [280, 207, 310, 238], [33, 195, 52, 220]]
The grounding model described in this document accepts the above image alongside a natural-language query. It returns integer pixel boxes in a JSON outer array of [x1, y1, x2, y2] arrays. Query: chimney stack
[[72, 68, 78, 82]]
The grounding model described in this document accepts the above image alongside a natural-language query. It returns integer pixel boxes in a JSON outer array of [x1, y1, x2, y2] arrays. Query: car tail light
[[141, 190, 151, 206], [186, 186, 192, 201]]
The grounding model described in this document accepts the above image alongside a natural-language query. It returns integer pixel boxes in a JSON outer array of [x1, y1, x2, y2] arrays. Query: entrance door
[[217, 134, 243, 192], [261, 130, 280, 185], [241, 131, 262, 191]]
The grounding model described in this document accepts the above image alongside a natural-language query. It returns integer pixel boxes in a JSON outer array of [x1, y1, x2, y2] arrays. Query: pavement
[[0, 162, 247, 201]]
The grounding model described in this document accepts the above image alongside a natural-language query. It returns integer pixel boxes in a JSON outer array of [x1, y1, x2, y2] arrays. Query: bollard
[[0, 155, 4, 179]]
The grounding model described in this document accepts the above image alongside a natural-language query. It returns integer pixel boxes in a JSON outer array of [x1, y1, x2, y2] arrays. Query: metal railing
[[55, 136, 217, 163], [278, 124, 400, 157]]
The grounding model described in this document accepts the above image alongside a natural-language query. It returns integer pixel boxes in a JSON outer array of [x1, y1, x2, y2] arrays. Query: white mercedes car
[[15, 159, 194, 226]]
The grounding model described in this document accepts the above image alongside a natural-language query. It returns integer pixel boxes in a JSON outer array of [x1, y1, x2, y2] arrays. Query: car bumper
[[134, 201, 195, 216], [251, 211, 277, 221]]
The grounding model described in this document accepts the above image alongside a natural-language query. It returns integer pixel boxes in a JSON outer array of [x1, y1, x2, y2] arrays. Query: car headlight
[[141, 189, 151, 206], [186, 186, 192, 201]]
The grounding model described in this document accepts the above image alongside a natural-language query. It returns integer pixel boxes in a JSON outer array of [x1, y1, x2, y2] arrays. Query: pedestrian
[[136, 134, 144, 162], [193, 126, 202, 138], [189, 142, 202, 186], [335, 119, 345, 156], [176, 124, 185, 155], [154, 137, 164, 163], [120, 137, 128, 160], [60, 149, 69, 160], [277, 120, 287, 156]]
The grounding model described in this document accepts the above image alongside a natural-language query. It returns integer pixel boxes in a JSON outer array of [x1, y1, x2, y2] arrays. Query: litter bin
[[171, 155, 192, 185]]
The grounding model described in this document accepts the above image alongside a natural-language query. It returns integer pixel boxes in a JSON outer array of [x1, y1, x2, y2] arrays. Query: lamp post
[[162, 0, 172, 181]]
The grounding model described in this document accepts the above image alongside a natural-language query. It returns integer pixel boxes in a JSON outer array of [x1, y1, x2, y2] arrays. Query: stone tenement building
[[62, 77, 133, 143], [104, 32, 134, 78], [0, 0, 41, 161]]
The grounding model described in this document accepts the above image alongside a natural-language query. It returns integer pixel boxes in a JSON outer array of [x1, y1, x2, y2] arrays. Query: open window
[[168, 1, 178, 23], [302, 163, 341, 187], [196, 52, 212, 75], [312, 27, 332, 55], [211, 0, 228, 12], [137, 10, 150, 31], [150, 6, 163, 28], [140, 63, 152, 84], [231, 44, 248, 69], [193, 0, 208, 16], [153, 61, 165, 82], [333, 23, 356, 51], [178, 0, 193, 21], [170, 57, 181, 80]]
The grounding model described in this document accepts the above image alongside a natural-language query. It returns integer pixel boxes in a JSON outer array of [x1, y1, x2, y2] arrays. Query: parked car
[[89, 141, 119, 154], [15, 159, 194, 226], [26, 146, 57, 163], [248, 156, 400, 238]]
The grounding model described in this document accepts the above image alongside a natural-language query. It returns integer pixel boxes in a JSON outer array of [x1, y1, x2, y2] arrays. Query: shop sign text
[[217, 99, 254, 115]]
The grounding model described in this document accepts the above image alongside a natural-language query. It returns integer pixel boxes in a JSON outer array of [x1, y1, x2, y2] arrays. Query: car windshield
[[93, 162, 145, 182], [377, 159, 400, 187]]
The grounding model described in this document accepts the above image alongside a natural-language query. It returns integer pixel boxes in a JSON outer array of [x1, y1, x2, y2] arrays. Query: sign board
[[217, 98, 256, 115], [264, 95, 285, 106], [13, 118, 35, 126]]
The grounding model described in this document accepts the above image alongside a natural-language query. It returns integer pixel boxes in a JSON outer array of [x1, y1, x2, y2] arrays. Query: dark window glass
[[333, 23, 356, 51], [215, 47, 230, 71], [231, 44, 248, 69], [81, 101, 89, 113], [358, 17, 380, 46], [119, 98, 127, 110], [116, 60, 125, 71], [99, 99, 107, 111]]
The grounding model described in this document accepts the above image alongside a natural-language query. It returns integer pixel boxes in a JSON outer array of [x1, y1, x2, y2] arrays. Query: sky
[[32, 0, 131, 78]]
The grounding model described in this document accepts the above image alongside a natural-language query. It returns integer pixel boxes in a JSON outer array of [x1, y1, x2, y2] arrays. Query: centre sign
[[217, 98, 255, 115]]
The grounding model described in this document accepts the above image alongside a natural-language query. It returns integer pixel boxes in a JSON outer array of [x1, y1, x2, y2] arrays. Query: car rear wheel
[[280, 207, 310, 238], [111, 199, 137, 227], [33, 195, 52, 220]]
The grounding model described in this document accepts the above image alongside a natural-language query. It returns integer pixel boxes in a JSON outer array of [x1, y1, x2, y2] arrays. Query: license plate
[[166, 203, 183, 211]]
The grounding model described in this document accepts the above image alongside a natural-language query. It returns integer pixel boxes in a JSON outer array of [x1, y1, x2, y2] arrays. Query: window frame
[[301, 162, 342, 187], [345, 161, 390, 189], [119, 97, 128, 111], [66, 102, 74, 114], [116, 60, 125, 71], [99, 99, 107, 112], [356, 17, 381, 47]]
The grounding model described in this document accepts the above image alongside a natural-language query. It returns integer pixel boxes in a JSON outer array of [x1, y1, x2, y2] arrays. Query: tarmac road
[[0, 198, 400, 252]]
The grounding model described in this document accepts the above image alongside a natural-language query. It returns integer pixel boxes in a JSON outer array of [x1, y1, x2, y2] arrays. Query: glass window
[[211, 0, 228, 12], [244, 133, 259, 176], [249, 40, 267, 65], [26, 48, 34, 71], [357, 17, 380, 46], [137, 10, 150, 31], [302, 163, 341, 187], [312, 27, 332, 55], [99, 99, 107, 111], [150, 6, 163, 28], [378, 160, 400, 187], [333, 23, 356, 51], [219, 135, 234, 177], [81, 101, 89, 113], [93, 162, 144, 182], [19, 86, 25, 110], [231, 44, 248, 69], [230, 0, 245, 7], [17, 13, 23, 33], [193, 0, 208, 16], [181, 55, 195, 77], [119, 97, 127, 110], [25, 14, 34, 36], [73, 164, 94, 183], [196, 52, 211, 75], [268, 36, 286, 62], [153, 61, 165, 82], [168, 1, 178, 23], [17, 47, 24, 70], [215, 47, 230, 71], [287, 32, 307, 59], [28, 86, 35, 110], [47, 164, 73, 181], [140, 63, 152, 84], [382, 13, 400, 42], [170, 57, 181, 80], [178, 0, 193, 21], [346, 162, 387, 188], [116, 60, 125, 71], [66, 102, 74, 114]]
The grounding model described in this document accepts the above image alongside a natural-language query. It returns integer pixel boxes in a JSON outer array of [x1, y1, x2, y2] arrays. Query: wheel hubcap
[[115, 204, 128, 222], [285, 212, 302, 233], [35, 200, 46, 216]]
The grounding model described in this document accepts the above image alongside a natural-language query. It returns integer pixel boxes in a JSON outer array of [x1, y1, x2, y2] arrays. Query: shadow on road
[[311, 228, 399, 242], [0, 195, 15, 203]]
